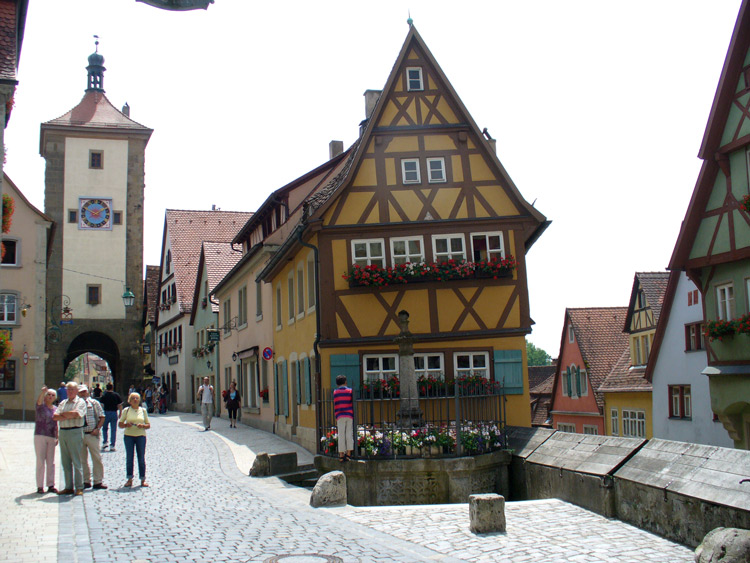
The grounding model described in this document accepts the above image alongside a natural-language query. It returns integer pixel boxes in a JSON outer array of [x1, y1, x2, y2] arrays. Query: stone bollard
[[694, 527, 750, 563], [310, 470, 347, 508], [469, 493, 506, 534], [249, 453, 270, 477]]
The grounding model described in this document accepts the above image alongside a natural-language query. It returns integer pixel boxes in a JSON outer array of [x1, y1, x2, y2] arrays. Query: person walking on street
[[158, 384, 168, 414], [34, 386, 58, 494], [197, 377, 214, 431], [53, 381, 87, 495], [333, 374, 354, 462], [78, 385, 107, 490], [92, 383, 102, 399], [99, 384, 122, 451], [56, 381, 67, 404], [225, 381, 241, 428], [118, 392, 150, 488], [144, 385, 154, 413]]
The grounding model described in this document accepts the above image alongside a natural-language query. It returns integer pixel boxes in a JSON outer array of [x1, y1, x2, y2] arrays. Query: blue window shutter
[[330, 354, 360, 395], [493, 350, 523, 395], [273, 363, 280, 415], [282, 360, 289, 417], [304, 357, 311, 405]]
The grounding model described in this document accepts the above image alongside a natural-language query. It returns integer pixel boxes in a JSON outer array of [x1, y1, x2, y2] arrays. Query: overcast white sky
[[4, 0, 743, 356]]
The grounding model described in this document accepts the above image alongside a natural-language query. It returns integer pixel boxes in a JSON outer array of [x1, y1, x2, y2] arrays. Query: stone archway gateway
[[65, 332, 120, 385]]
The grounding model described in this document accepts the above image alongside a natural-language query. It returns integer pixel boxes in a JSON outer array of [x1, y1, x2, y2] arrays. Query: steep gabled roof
[[567, 307, 630, 409], [670, 0, 750, 269], [144, 265, 160, 324], [40, 90, 152, 149], [644, 270, 683, 383], [529, 365, 556, 393], [306, 25, 546, 234], [623, 272, 670, 331], [189, 242, 244, 325], [164, 209, 252, 315], [599, 349, 652, 393]]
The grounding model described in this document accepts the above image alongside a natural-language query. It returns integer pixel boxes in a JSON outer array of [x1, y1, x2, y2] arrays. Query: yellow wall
[[604, 391, 653, 439]]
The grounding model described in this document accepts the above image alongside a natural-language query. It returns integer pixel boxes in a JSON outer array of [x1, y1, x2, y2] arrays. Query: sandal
[[124, 479, 133, 488]]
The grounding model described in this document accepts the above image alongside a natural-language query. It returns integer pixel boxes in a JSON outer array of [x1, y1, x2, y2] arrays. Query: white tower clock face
[[79, 198, 112, 229]]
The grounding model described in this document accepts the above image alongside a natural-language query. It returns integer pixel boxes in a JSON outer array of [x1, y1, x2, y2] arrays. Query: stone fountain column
[[395, 310, 423, 427]]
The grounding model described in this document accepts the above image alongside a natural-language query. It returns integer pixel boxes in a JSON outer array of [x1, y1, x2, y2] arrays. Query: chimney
[[329, 140, 344, 160], [363, 89, 382, 118], [122, 102, 130, 117]]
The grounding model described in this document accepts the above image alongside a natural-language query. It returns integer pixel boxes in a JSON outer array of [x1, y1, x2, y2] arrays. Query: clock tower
[[40, 47, 153, 390]]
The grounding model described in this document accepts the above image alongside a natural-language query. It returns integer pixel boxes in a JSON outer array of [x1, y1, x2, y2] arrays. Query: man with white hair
[[78, 385, 107, 490], [53, 381, 87, 495]]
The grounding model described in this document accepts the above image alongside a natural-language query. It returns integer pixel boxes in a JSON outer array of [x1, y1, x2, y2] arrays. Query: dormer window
[[166, 250, 171, 275], [427, 158, 446, 183], [406, 67, 423, 91]]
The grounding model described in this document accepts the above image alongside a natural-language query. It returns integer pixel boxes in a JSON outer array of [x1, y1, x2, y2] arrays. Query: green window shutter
[[273, 363, 280, 415], [565, 367, 572, 398], [330, 354, 360, 396], [575, 366, 581, 397], [304, 357, 312, 405], [282, 360, 289, 417], [296, 361, 302, 405], [493, 350, 523, 395]]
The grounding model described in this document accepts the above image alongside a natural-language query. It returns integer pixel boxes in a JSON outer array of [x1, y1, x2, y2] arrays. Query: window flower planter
[[741, 194, 750, 214], [344, 257, 516, 288], [704, 319, 736, 342]]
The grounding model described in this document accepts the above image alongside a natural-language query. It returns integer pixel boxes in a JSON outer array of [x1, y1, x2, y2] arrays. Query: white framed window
[[237, 285, 248, 327], [287, 272, 295, 324], [669, 385, 692, 419], [470, 232, 505, 262], [401, 159, 421, 184], [406, 67, 423, 91], [391, 236, 424, 265], [0, 238, 18, 266], [223, 299, 232, 336], [641, 335, 650, 363], [307, 253, 316, 312], [352, 239, 385, 267], [0, 293, 17, 324], [557, 422, 576, 433], [622, 409, 646, 438], [568, 325, 575, 343], [583, 425, 599, 435], [577, 367, 588, 396], [634, 337, 642, 365], [414, 353, 443, 378], [454, 351, 490, 379], [716, 283, 735, 320], [426, 157, 446, 183], [432, 234, 466, 262], [363, 354, 398, 383], [611, 408, 619, 436], [256, 281, 263, 321], [275, 283, 282, 330], [296, 263, 305, 318]]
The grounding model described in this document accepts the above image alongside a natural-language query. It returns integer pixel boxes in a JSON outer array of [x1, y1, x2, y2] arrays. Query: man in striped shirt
[[333, 374, 354, 462]]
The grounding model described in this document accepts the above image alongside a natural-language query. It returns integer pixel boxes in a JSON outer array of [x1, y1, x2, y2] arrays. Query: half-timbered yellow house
[[257, 26, 548, 452]]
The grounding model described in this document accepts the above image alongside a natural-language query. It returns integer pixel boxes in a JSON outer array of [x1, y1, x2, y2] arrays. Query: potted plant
[[260, 388, 269, 402], [742, 194, 750, 214], [704, 319, 736, 342], [2, 193, 14, 233], [0, 332, 11, 367], [735, 313, 750, 336]]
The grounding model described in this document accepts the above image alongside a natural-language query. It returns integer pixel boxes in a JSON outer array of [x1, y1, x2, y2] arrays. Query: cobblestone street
[[1, 416, 696, 562]]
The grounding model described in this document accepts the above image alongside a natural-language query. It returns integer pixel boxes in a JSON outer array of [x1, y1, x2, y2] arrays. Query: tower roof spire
[[86, 35, 106, 92]]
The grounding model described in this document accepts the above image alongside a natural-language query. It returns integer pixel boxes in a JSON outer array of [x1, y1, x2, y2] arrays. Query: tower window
[[406, 67, 423, 91], [113, 211, 122, 225], [69, 210, 78, 223], [89, 150, 103, 169], [87, 285, 101, 305]]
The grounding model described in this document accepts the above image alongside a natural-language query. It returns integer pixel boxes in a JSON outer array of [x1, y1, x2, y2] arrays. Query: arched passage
[[66, 332, 121, 386]]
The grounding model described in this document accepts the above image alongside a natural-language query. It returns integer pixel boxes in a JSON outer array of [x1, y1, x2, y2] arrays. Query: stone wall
[[510, 427, 750, 548], [315, 450, 511, 506]]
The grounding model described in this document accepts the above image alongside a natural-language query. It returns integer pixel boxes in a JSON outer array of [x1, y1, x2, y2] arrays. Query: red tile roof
[[201, 242, 244, 313], [165, 209, 252, 314], [43, 90, 151, 131], [568, 307, 630, 409], [598, 349, 652, 393], [0, 1, 18, 82], [624, 272, 670, 330], [144, 265, 160, 324], [529, 365, 556, 393]]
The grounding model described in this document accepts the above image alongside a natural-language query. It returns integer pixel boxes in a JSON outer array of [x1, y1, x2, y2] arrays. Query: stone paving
[[0, 415, 697, 562]]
